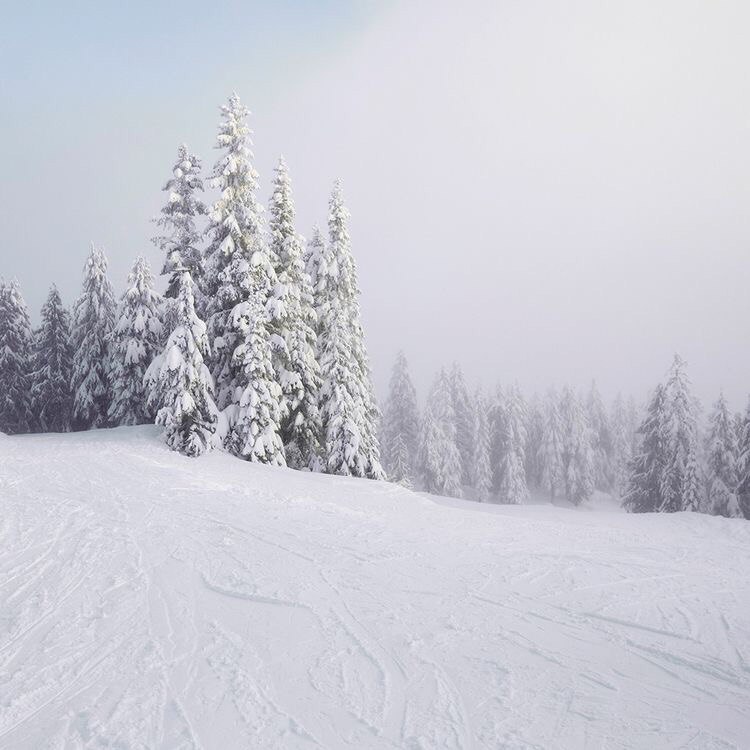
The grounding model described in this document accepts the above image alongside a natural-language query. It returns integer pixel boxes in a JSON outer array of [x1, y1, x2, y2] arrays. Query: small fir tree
[[109, 257, 164, 425], [31, 286, 73, 433], [704, 392, 741, 517], [70, 244, 116, 429], [417, 369, 462, 497], [381, 350, 420, 485], [622, 384, 668, 513], [0, 280, 34, 433], [471, 388, 493, 502], [145, 271, 217, 456]]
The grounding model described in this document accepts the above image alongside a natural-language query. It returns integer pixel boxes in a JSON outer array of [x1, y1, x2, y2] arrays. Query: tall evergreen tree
[[587, 381, 614, 491], [622, 384, 668, 513], [203, 94, 272, 411], [0, 280, 34, 433], [109, 257, 164, 426], [268, 156, 321, 469], [317, 182, 383, 479], [153, 144, 205, 321], [496, 386, 529, 504], [145, 271, 217, 457], [660, 355, 701, 512], [471, 388, 493, 501], [538, 389, 564, 500], [31, 286, 73, 433], [418, 369, 462, 497], [71, 244, 116, 430], [610, 393, 634, 498], [524, 394, 545, 490], [381, 350, 420, 486], [450, 362, 474, 485], [704, 392, 742, 517], [560, 386, 594, 506], [735, 397, 750, 519]]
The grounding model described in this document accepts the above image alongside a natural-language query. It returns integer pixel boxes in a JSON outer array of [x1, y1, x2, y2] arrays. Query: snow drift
[[1, 427, 749, 749]]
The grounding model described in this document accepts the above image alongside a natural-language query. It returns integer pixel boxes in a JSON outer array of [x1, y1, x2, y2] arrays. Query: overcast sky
[[2, 0, 749, 409]]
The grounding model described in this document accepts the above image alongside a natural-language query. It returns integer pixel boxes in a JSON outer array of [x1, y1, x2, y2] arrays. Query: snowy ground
[[1, 428, 749, 749]]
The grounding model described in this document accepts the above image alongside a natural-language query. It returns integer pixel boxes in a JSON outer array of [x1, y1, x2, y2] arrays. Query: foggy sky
[[2, 0, 749, 410]]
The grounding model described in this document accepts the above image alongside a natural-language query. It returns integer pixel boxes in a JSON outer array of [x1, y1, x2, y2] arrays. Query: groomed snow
[[1, 427, 749, 749]]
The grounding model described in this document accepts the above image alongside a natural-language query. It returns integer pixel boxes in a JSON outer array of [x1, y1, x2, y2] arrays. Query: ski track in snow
[[1, 427, 750, 749]]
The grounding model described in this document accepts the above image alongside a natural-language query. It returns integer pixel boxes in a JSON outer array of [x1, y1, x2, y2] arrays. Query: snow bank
[[1, 426, 749, 748]]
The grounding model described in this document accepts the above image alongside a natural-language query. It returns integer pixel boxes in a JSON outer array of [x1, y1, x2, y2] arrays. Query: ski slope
[[1, 427, 749, 749]]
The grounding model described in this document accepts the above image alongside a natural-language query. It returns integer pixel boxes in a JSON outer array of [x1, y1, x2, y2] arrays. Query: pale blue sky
[[2, 0, 750, 408]]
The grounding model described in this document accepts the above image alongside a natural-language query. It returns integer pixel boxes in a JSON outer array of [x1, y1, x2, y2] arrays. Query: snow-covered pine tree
[[202, 94, 273, 414], [267, 156, 321, 469], [622, 384, 668, 513], [735, 397, 750, 519], [496, 385, 529, 504], [704, 392, 742, 517], [30, 286, 73, 433], [660, 355, 701, 512], [524, 394, 545, 490], [145, 270, 217, 456], [317, 182, 384, 479], [226, 292, 286, 465], [70, 244, 116, 430], [0, 280, 34, 433], [587, 381, 614, 491], [610, 393, 634, 498], [559, 386, 594, 506], [417, 369, 462, 497], [153, 144, 205, 326], [108, 257, 164, 426], [471, 388, 493, 501], [381, 350, 420, 486], [538, 388, 564, 500], [449, 363, 474, 485]]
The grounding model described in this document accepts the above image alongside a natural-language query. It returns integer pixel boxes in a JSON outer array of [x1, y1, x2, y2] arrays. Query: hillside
[[1, 427, 749, 749]]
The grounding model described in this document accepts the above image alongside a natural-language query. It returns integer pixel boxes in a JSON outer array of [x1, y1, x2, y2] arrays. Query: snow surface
[[1, 427, 750, 749]]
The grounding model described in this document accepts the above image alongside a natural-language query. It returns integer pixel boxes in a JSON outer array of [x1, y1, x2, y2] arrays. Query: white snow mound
[[1, 427, 749, 749]]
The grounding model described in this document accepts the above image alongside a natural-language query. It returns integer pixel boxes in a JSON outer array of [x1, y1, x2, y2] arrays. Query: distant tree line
[[0, 93, 383, 478], [381, 353, 749, 519]]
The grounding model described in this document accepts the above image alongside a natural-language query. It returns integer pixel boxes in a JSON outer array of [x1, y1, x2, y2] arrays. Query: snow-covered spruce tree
[[704, 392, 742, 517], [587, 381, 614, 491], [471, 388, 493, 501], [70, 244, 116, 430], [524, 394, 545, 490], [559, 386, 594, 506], [735, 397, 750, 519], [0, 280, 34, 433], [108, 257, 164, 426], [317, 182, 384, 479], [450, 362, 474, 485], [31, 286, 73, 432], [153, 144, 205, 326], [610, 393, 635, 498], [381, 350, 420, 486], [417, 369, 462, 497], [538, 388, 564, 500], [660, 355, 701, 512], [622, 384, 668, 513], [496, 386, 529, 505], [202, 94, 272, 412], [226, 292, 286, 465], [145, 271, 217, 456], [267, 156, 321, 469]]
